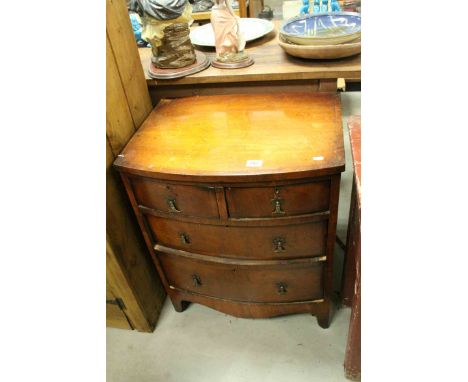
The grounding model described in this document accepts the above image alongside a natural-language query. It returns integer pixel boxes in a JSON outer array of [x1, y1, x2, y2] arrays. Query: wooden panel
[[158, 251, 324, 303], [344, 222, 361, 381], [106, 34, 135, 156], [146, 215, 327, 260], [319, 78, 338, 92], [226, 180, 330, 218], [106, 238, 146, 330], [106, 282, 133, 329], [107, 304, 133, 330], [342, 179, 358, 306], [106, 0, 166, 332], [343, 116, 361, 379], [106, 281, 114, 300], [349, 115, 361, 204], [114, 93, 345, 182], [248, 0, 263, 17], [129, 177, 219, 219], [148, 80, 321, 103], [169, 288, 324, 319], [238, 0, 248, 17], [342, 116, 361, 306], [107, 138, 166, 332], [107, 0, 153, 126]]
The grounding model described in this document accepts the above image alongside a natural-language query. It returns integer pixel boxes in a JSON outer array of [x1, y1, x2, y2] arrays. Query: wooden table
[[139, 20, 361, 103]]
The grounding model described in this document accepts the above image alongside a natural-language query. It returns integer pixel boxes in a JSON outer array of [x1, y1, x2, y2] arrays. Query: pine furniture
[[106, 0, 166, 331]]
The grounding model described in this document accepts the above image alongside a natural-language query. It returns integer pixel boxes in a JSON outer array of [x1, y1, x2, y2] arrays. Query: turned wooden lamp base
[[211, 55, 254, 69], [148, 51, 210, 79]]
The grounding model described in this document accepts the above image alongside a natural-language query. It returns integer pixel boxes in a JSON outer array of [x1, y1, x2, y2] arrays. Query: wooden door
[[106, 0, 166, 332], [106, 282, 132, 330]]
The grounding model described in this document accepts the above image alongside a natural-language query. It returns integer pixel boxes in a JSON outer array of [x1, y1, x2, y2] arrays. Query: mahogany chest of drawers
[[114, 93, 345, 328]]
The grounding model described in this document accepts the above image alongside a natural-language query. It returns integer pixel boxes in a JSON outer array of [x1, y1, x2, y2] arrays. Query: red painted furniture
[[342, 115, 361, 380]]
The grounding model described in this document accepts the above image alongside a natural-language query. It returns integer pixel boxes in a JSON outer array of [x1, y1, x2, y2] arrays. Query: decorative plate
[[278, 35, 360, 60], [190, 18, 274, 47], [280, 12, 361, 46]]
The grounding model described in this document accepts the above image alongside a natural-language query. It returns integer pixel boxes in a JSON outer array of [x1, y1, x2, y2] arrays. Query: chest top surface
[[114, 93, 345, 181]]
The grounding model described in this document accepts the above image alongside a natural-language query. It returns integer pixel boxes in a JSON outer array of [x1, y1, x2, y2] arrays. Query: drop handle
[[167, 198, 181, 213], [273, 237, 286, 253], [180, 233, 190, 245], [277, 282, 287, 295], [273, 200, 285, 215], [192, 274, 202, 287], [271, 188, 285, 215]]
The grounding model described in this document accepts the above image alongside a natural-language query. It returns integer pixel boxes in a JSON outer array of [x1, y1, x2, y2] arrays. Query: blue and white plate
[[280, 12, 361, 45]]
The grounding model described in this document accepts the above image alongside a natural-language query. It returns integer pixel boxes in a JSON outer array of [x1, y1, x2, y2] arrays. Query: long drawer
[[158, 251, 324, 303], [146, 215, 327, 260]]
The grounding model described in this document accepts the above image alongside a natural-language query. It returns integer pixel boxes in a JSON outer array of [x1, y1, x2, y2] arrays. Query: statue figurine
[[210, 0, 254, 68], [300, 0, 309, 15], [128, 0, 210, 78]]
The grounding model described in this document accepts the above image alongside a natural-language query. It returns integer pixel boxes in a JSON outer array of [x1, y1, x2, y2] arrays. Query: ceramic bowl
[[280, 12, 361, 46], [278, 35, 361, 59], [190, 18, 274, 47]]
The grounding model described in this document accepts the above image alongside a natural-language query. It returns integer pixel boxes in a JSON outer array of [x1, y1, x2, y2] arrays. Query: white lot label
[[313, 156, 324, 161], [246, 160, 263, 167]]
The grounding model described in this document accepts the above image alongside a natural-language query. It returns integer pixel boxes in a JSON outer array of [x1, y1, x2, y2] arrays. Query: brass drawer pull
[[273, 237, 286, 252], [180, 233, 190, 245], [271, 188, 285, 215], [192, 274, 202, 287], [167, 198, 181, 213], [277, 282, 287, 295]]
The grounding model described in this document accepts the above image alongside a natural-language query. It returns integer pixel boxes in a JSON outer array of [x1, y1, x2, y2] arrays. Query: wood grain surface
[[225, 180, 331, 218], [158, 250, 324, 302], [146, 214, 327, 259], [106, 0, 166, 332], [115, 93, 345, 181], [343, 116, 361, 380], [107, 0, 152, 127], [115, 92, 345, 328], [348, 115, 361, 205], [139, 20, 361, 86]]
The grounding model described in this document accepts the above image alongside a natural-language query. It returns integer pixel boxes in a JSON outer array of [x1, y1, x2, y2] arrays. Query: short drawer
[[130, 177, 219, 219], [158, 251, 324, 303], [225, 181, 330, 219], [146, 215, 327, 260]]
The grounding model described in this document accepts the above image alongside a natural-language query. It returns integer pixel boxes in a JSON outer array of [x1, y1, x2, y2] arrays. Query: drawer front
[[225, 181, 330, 218], [158, 252, 324, 303], [147, 215, 327, 259], [130, 177, 219, 219]]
